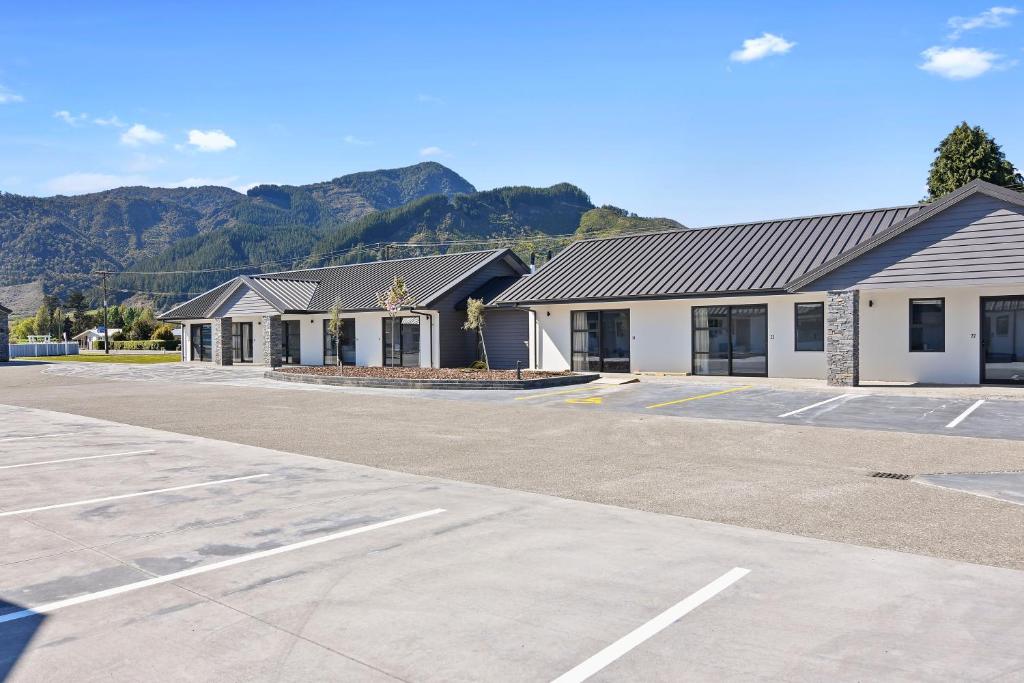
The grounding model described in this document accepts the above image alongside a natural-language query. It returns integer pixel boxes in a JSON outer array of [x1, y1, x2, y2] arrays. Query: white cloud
[[0, 85, 24, 104], [343, 134, 372, 146], [120, 123, 165, 146], [419, 146, 445, 157], [948, 6, 1018, 39], [187, 129, 237, 152], [54, 110, 88, 126], [93, 115, 126, 127], [730, 33, 795, 62], [42, 172, 147, 195], [919, 46, 1003, 79]]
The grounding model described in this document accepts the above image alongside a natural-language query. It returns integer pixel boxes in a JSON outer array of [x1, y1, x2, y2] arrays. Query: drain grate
[[870, 471, 913, 480]]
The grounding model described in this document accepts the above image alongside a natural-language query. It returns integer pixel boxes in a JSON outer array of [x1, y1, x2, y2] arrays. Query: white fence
[[8, 342, 80, 358]]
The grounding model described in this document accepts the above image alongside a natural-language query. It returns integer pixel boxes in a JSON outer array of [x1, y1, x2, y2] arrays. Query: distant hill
[[0, 162, 684, 312]]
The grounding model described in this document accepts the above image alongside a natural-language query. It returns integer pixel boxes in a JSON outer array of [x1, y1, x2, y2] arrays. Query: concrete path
[[2, 405, 1023, 681]]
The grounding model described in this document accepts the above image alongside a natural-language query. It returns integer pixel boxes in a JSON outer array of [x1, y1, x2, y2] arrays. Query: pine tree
[[927, 122, 1023, 199]]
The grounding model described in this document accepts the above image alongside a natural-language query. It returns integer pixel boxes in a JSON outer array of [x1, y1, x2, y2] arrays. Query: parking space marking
[[0, 508, 445, 624], [0, 432, 77, 443], [513, 385, 605, 401], [551, 567, 750, 683], [565, 396, 603, 405], [0, 449, 157, 470], [778, 394, 859, 418], [646, 385, 752, 409], [945, 400, 985, 429], [0, 473, 269, 517]]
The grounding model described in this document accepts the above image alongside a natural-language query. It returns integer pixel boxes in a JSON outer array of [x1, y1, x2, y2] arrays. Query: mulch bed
[[277, 366, 572, 381]]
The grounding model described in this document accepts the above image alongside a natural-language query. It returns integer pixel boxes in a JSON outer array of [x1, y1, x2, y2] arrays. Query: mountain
[[0, 162, 683, 313]]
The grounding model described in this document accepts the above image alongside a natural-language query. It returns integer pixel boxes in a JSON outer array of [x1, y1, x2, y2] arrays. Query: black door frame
[[232, 322, 253, 363], [980, 295, 1024, 385], [691, 304, 769, 377], [570, 309, 631, 373], [382, 316, 420, 367], [323, 318, 356, 366]]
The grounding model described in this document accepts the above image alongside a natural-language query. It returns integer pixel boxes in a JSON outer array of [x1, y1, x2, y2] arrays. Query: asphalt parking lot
[[4, 404, 1024, 682]]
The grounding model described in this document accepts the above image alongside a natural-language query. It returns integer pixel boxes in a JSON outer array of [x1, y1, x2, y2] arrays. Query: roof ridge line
[[256, 247, 508, 278]]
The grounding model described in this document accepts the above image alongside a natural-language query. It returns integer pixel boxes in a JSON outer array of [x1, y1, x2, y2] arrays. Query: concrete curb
[[264, 370, 598, 391]]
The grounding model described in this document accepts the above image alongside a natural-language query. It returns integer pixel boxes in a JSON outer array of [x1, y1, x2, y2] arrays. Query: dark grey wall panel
[[482, 308, 529, 369], [807, 195, 1024, 290]]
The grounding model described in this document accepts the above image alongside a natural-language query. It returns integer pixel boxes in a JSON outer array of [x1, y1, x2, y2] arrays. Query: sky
[[0, 1, 1022, 226]]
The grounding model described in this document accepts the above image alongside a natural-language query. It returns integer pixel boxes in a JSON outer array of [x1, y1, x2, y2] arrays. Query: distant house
[[158, 249, 530, 369], [496, 180, 1024, 386], [0, 302, 10, 362], [72, 327, 123, 350]]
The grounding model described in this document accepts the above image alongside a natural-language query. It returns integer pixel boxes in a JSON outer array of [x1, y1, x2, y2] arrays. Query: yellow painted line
[[514, 384, 603, 401], [646, 385, 753, 409], [566, 396, 603, 405]]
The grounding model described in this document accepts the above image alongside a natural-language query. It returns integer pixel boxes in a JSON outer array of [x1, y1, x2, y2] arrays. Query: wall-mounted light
[[868, 300, 874, 307], [546, 311, 551, 317]]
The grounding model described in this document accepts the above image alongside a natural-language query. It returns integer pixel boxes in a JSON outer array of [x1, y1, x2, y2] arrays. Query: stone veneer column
[[0, 310, 9, 362], [213, 317, 233, 366], [262, 315, 283, 368], [826, 290, 859, 386]]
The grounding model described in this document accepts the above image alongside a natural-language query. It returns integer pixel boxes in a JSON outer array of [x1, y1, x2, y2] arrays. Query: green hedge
[[110, 340, 179, 351]]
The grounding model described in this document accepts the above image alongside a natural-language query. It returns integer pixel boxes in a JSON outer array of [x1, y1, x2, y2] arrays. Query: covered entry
[[692, 305, 768, 376], [982, 296, 1024, 384]]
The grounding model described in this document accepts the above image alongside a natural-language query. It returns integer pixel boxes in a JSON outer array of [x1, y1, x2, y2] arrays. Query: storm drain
[[870, 471, 913, 480]]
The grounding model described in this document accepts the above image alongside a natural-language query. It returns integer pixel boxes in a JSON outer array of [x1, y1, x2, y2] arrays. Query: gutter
[[409, 309, 436, 368]]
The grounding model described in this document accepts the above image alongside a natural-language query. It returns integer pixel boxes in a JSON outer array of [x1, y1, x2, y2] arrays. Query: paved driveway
[[40, 362, 1024, 442], [3, 404, 1023, 681]]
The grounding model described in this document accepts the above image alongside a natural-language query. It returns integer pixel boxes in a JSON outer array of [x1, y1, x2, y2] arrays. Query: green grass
[[20, 354, 181, 364]]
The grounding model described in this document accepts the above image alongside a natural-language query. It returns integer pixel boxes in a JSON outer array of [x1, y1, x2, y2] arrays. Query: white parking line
[[0, 449, 157, 470], [0, 473, 269, 517], [0, 432, 77, 443], [945, 400, 985, 429], [0, 508, 445, 624], [551, 567, 750, 683], [778, 394, 859, 418]]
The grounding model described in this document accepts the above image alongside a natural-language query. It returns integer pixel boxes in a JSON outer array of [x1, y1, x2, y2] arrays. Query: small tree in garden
[[375, 277, 416, 367], [462, 297, 489, 370], [327, 300, 346, 371]]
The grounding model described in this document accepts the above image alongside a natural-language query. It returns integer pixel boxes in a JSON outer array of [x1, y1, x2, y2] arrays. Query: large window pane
[[282, 320, 301, 365], [983, 298, 1024, 383], [730, 305, 767, 376], [571, 310, 630, 372], [692, 305, 767, 376], [323, 318, 356, 365], [909, 299, 944, 352], [383, 317, 419, 367], [794, 302, 824, 352], [601, 311, 630, 373], [190, 323, 211, 361]]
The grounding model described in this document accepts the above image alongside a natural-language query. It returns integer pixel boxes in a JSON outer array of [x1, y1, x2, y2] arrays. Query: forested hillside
[[0, 162, 684, 313]]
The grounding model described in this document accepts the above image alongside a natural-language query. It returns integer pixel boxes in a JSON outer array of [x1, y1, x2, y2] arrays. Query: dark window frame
[[793, 302, 825, 352], [382, 316, 421, 367], [190, 323, 212, 362], [691, 304, 769, 377], [281, 320, 301, 365], [909, 298, 945, 353], [323, 318, 356, 366], [570, 309, 631, 373], [980, 295, 1024, 385]]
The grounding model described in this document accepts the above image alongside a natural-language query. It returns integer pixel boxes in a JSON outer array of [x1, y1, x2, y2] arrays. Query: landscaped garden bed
[[268, 365, 596, 390]]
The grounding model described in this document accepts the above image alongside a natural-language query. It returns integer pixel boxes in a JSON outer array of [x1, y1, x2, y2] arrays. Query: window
[[323, 318, 356, 365], [282, 320, 301, 364], [794, 302, 824, 352], [909, 298, 945, 352], [570, 310, 630, 373], [382, 317, 420, 367]]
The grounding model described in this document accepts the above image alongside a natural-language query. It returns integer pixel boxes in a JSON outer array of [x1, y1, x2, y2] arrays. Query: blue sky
[[0, 1, 1021, 226]]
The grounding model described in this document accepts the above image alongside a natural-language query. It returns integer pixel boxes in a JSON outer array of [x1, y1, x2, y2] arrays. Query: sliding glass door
[[692, 305, 768, 376], [282, 320, 301, 365], [190, 323, 212, 361], [982, 297, 1024, 384], [323, 318, 356, 365], [571, 310, 630, 373], [383, 317, 420, 367], [232, 322, 253, 363]]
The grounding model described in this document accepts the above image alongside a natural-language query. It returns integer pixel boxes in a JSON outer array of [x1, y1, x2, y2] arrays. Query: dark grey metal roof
[[456, 275, 522, 310], [0, 302, 10, 314], [495, 204, 923, 304], [160, 249, 526, 319]]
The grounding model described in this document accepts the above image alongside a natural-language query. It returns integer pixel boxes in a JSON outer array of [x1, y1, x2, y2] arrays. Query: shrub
[[111, 340, 167, 351], [468, 360, 487, 370], [151, 323, 177, 342]]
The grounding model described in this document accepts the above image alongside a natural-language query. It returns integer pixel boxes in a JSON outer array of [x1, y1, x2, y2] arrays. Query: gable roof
[[787, 179, 1024, 291], [160, 249, 527, 320], [496, 180, 1024, 305], [0, 302, 10, 314]]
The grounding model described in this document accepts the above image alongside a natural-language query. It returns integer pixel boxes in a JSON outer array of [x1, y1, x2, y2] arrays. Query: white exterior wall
[[858, 284, 1024, 384], [529, 294, 827, 378]]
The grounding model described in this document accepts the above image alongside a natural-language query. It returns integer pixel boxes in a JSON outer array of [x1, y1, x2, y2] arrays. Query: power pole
[[95, 270, 113, 355]]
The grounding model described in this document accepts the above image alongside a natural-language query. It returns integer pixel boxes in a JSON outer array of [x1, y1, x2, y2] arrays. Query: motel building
[[158, 249, 530, 370], [494, 180, 1024, 386]]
